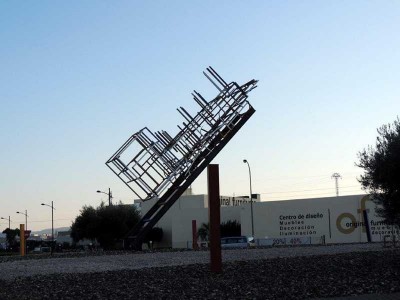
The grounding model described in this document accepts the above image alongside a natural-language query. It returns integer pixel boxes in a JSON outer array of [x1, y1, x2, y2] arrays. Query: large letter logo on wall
[[336, 195, 370, 234]]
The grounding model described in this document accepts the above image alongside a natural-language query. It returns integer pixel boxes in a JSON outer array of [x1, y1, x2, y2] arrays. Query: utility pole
[[41, 201, 55, 254], [97, 189, 113, 206], [1, 216, 11, 250], [243, 159, 255, 237], [331, 173, 342, 197], [51, 201, 54, 253], [16, 210, 28, 230]]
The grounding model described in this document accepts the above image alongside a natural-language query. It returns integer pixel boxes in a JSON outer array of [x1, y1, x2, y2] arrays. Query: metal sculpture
[[106, 67, 257, 249]]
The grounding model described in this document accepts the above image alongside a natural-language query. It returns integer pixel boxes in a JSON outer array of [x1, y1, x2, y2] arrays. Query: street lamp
[[16, 210, 28, 230], [41, 201, 55, 254], [1, 216, 11, 250], [0, 216, 10, 229], [243, 159, 255, 237], [97, 188, 113, 206]]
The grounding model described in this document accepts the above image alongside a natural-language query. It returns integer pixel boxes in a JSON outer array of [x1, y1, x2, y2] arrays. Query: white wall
[[142, 194, 208, 248], [141, 194, 243, 248], [241, 194, 399, 243], [141, 193, 400, 248], [170, 206, 242, 248]]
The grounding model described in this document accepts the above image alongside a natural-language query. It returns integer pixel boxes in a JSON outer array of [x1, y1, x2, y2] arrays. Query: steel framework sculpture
[[106, 67, 257, 249]]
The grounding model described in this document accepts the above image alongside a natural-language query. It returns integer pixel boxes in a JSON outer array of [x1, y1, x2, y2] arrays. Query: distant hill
[[32, 227, 71, 235], [1, 228, 70, 236]]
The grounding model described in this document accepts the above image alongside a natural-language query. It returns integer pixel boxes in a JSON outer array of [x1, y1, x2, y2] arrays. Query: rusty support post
[[192, 220, 199, 250], [20, 224, 25, 256], [208, 164, 222, 273]]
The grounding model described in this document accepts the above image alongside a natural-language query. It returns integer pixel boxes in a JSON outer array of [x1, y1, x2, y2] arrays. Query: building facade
[[140, 192, 399, 248]]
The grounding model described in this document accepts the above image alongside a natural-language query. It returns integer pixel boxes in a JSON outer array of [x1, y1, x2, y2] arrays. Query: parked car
[[32, 246, 51, 253], [221, 236, 250, 249]]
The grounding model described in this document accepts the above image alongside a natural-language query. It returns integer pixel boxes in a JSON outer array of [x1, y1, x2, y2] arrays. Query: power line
[[266, 190, 367, 200], [258, 185, 361, 195], [15, 219, 72, 223], [250, 172, 361, 181], [228, 187, 365, 200]]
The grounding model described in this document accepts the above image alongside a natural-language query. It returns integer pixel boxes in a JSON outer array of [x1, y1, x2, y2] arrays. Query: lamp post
[[1, 216, 11, 251], [243, 159, 255, 237], [16, 210, 28, 230], [0, 216, 10, 229], [41, 201, 55, 254], [97, 188, 113, 206]]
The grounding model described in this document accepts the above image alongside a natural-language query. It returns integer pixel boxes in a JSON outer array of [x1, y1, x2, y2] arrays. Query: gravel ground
[[0, 244, 399, 299]]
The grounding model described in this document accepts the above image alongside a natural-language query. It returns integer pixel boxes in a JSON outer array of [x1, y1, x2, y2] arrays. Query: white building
[[140, 192, 399, 248], [56, 230, 73, 245]]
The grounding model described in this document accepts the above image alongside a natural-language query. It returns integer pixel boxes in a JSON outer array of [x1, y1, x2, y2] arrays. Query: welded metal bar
[[208, 66, 228, 87], [128, 106, 255, 249], [106, 162, 143, 199], [107, 68, 257, 246], [203, 71, 222, 92], [206, 67, 228, 90]]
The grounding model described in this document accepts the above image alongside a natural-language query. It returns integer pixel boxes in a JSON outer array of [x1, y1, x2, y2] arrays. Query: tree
[[356, 117, 400, 225], [2, 228, 20, 250], [197, 220, 242, 240], [71, 202, 141, 250], [96, 202, 140, 249], [197, 223, 209, 241], [220, 220, 241, 237], [70, 205, 98, 243]]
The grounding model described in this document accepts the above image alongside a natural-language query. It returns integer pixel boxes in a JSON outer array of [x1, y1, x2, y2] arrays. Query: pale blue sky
[[1, 1, 399, 231]]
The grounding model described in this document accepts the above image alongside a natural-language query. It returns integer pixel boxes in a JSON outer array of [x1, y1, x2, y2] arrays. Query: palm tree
[[197, 223, 209, 241]]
